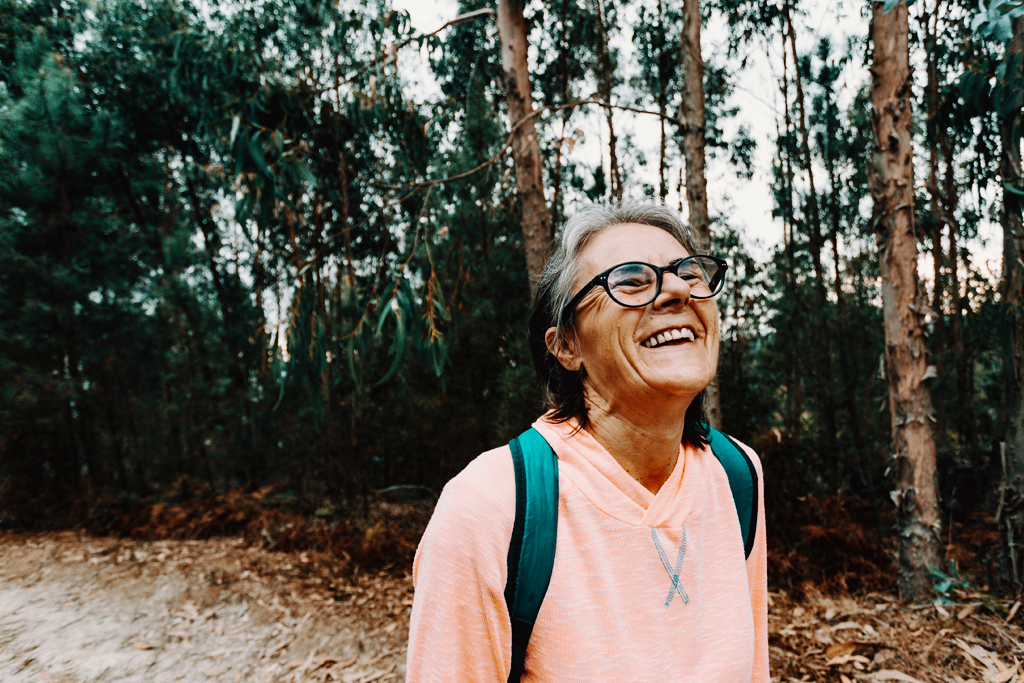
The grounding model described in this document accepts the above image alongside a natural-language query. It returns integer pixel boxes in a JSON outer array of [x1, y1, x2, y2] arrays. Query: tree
[[869, 0, 943, 600], [679, 0, 723, 429], [997, 14, 1024, 588], [496, 0, 551, 294]]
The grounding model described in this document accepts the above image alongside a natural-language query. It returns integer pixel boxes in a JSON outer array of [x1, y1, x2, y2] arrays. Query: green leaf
[[272, 185, 300, 212], [373, 306, 408, 387], [296, 259, 315, 277], [882, 0, 903, 13], [1006, 182, 1024, 196], [229, 116, 240, 145], [248, 131, 275, 182]]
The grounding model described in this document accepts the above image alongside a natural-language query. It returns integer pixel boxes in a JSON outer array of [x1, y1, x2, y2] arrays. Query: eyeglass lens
[[606, 257, 721, 307]]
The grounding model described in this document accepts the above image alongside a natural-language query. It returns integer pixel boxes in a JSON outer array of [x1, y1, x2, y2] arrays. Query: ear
[[545, 326, 582, 372]]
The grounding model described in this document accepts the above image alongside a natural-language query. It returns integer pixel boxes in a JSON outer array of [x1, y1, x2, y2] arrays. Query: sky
[[386, 0, 1003, 279]]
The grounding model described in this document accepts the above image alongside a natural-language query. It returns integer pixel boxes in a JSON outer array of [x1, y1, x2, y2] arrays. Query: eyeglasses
[[560, 255, 728, 323]]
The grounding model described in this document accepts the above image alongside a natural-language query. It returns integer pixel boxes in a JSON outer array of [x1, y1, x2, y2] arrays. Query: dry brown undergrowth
[[1, 531, 1022, 682], [768, 588, 1024, 683]]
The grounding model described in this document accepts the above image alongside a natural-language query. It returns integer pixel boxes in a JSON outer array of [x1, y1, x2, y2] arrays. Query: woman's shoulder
[[733, 436, 765, 479], [702, 432, 764, 477], [724, 435, 763, 476], [432, 444, 517, 532]]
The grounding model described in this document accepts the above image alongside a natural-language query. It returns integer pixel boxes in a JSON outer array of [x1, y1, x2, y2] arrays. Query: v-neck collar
[[532, 416, 706, 528]]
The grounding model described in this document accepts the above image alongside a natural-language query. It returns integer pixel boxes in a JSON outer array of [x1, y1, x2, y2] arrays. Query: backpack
[[503, 426, 758, 683]]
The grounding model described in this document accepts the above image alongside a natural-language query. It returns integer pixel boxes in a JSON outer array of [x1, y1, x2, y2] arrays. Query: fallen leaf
[[826, 642, 858, 660], [828, 654, 872, 666], [841, 676, 852, 683], [984, 665, 1019, 683], [935, 603, 951, 618], [831, 621, 863, 631], [131, 642, 157, 650], [872, 671, 926, 683], [959, 605, 976, 620], [383, 623, 398, 634], [1007, 601, 1021, 623]]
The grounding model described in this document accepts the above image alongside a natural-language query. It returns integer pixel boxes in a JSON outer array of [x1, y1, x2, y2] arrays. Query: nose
[[652, 270, 691, 310]]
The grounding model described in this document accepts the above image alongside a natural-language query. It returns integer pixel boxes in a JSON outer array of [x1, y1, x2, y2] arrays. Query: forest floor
[[0, 532, 1022, 683]]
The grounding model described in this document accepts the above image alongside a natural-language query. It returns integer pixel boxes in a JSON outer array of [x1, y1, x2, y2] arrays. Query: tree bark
[[496, 0, 552, 296], [869, 0, 943, 601], [595, 0, 622, 201], [679, 0, 721, 429], [658, 0, 668, 200], [680, 0, 709, 247], [998, 15, 1024, 590], [779, 39, 803, 438], [551, 0, 571, 227], [924, 0, 948, 346]]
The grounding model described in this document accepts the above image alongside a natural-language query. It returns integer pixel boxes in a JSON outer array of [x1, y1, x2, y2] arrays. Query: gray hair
[[539, 199, 706, 345]]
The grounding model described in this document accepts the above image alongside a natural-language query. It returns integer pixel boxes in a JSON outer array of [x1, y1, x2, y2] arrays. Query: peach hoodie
[[407, 416, 769, 682]]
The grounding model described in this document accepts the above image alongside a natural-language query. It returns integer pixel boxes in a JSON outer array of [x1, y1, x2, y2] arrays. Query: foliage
[[0, 0, 1017, 595]]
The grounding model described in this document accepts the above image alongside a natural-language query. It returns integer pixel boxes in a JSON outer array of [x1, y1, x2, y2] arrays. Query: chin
[[646, 375, 713, 398]]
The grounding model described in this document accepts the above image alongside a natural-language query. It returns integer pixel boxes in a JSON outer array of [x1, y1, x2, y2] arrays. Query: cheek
[[576, 315, 637, 373]]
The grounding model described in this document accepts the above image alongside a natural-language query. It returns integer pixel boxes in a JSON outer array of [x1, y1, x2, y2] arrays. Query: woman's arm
[[742, 444, 769, 683], [406, 447, 516, 683]]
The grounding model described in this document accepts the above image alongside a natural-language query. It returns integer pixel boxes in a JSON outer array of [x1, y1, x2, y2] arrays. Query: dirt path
[[0, 533, 409, 682], [2, 532, 1023, 682]]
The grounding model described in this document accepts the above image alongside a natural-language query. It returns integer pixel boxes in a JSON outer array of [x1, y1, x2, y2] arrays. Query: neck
[[582, 392, 691, 494]]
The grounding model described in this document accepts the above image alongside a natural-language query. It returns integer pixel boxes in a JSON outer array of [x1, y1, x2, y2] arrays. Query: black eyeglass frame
[[559, 254, 729, 324]]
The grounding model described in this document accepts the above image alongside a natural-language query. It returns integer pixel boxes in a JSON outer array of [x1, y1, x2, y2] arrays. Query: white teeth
[[643, 327, 696, 348]]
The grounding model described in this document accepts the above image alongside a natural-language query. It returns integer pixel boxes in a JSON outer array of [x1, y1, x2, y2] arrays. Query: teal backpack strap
[[505, 428, 559, 683], [707, 427, 759, 559]]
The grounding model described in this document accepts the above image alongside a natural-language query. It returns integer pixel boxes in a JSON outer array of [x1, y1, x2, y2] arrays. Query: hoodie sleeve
[[406, 446, 516, 683], [740, 442, 769, 683]]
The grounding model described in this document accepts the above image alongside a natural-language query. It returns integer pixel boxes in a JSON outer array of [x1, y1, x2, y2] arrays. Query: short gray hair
[[527, 199, 711, 446]]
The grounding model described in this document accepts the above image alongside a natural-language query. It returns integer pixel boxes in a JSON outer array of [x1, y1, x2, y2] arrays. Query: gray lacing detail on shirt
[[651, 524, 689, 607]]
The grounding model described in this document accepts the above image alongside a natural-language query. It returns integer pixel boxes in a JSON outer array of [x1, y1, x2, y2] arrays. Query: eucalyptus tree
[[497, 0, 551, 291], [999, 15, 1024, 587], [870, 0, 943, 600], [970, 0, 1024, 588]]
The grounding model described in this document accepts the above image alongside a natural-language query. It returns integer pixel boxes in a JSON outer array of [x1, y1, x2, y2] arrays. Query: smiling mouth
[[641, 327, 696, 348]]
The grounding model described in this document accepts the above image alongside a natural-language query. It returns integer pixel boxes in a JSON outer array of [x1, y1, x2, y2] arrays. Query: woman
[[406, 201, 768, 682]]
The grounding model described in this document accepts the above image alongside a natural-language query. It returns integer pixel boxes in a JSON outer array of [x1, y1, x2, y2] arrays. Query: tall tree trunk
[[551, 0, 571, 227], [680, 0, 709, 246], [658, 0, 668, 200], [680, 0, 721, 429], [924, 0, 948, 347], [497, 0, 551, 295], [595, 0, 621, 200], [822, 86, 872, 491], [943, 147, 982, 473], [785, 4, 840, 485], [869, 0, 943, 600], [998, 15, 1024, 590], [779, 39, 803, 438]]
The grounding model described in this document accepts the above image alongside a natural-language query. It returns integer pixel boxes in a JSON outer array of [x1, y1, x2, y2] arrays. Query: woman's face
[[557, 223, 719, 411]]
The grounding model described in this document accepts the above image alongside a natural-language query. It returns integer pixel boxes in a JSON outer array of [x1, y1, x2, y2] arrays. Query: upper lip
[[641, 325, 698, 348]]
